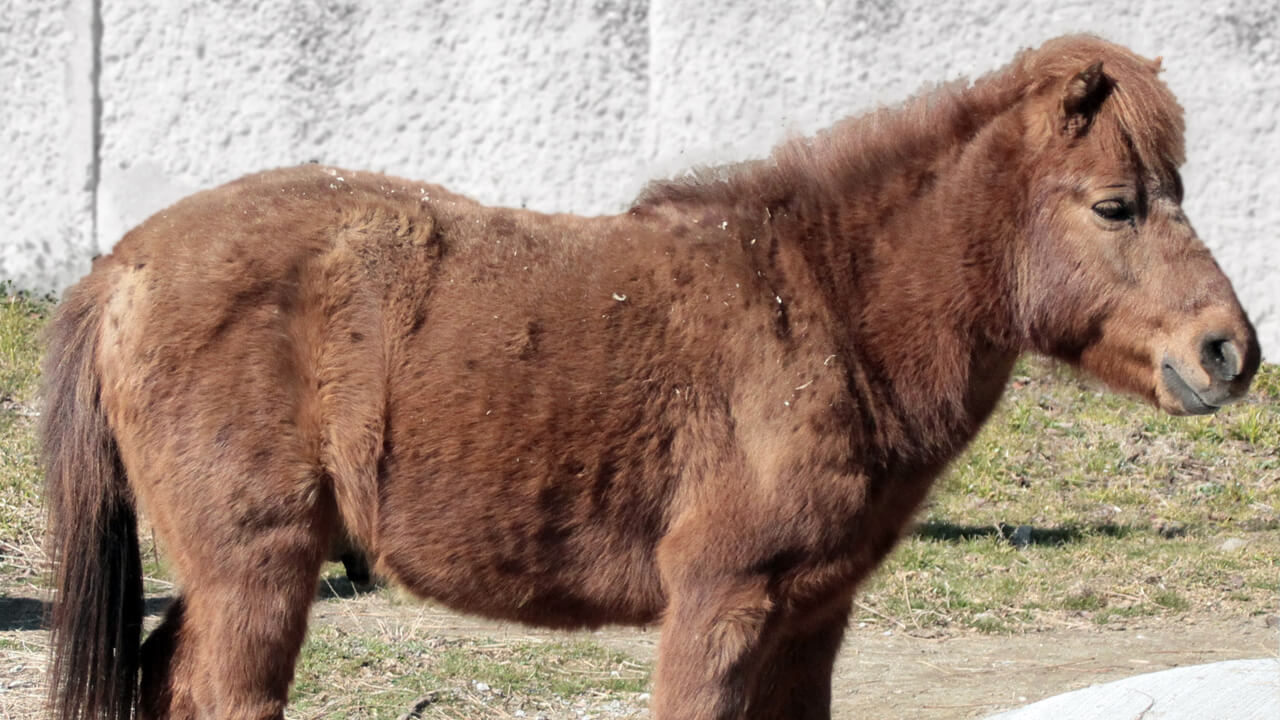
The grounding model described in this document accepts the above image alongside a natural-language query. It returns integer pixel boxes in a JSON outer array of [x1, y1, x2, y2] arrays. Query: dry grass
[[290, 599, 650, 718]]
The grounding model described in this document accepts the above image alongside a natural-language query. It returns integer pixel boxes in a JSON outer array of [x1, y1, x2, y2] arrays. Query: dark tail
[[41, 279, 143, 720]]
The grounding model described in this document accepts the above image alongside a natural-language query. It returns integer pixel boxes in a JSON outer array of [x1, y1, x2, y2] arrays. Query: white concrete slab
[[985, 658, 1280, 720]]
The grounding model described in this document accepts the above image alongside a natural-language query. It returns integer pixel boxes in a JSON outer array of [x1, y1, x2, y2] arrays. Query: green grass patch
[[861, 358, 1280, 632], [0, 290, 52, 579], [0, 288, 52, 405]]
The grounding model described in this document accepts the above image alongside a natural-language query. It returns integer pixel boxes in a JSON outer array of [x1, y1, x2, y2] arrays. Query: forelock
[[1025, 35, 1186, 179]]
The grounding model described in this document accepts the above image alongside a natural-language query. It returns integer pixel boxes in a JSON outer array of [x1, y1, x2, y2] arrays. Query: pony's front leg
[[744, 598, 852, 720], [650, 574, 774, 720]]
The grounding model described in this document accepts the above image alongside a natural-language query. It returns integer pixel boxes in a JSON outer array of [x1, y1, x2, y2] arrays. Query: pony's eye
[[1092, 199, 1133, 222]]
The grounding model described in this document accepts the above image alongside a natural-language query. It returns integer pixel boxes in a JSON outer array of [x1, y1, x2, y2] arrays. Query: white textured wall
[[1, 0, 96, 293], [3, 0, 1277, 355]]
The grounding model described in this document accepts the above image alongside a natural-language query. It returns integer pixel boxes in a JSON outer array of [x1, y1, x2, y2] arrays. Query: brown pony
[[43, 35, 1259, 720]]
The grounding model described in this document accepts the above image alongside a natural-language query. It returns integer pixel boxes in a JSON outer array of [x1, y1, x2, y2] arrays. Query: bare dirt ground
[[828, 616, 1277, 718], [312, 592, 1278, 719], [8, 578, 1270, 720]]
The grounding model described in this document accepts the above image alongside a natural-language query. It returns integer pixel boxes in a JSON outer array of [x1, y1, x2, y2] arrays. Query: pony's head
[[1015, 36, 1259, 415]]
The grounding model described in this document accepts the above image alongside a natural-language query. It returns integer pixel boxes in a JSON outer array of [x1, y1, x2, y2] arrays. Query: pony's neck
[[772, 90, 1029, 467], [636, 71, 1036, 466]]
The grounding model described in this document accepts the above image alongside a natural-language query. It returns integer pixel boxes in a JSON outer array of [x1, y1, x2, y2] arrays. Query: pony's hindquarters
[[42, 275, 144, 720], [88, 252, 342, 719], [43, 185, 379, 717], [43, 260, 331, 720]]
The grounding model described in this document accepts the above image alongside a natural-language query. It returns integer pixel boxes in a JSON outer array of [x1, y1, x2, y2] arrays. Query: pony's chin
[[1156, 364, 1220, 416]]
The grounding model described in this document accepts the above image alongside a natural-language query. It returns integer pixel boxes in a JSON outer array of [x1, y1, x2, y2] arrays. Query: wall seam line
[[89, 0, 102, 255]]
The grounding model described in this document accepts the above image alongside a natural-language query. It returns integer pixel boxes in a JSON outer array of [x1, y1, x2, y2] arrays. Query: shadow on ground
[[0, 576, 379, 633], [913, 520, 1135, 546], [315, 574, 379, 600], [0, 595, 173, 631]]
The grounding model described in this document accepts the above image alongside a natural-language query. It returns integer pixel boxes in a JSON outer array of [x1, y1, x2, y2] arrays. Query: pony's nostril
[[1200, 337, 1241, 382]]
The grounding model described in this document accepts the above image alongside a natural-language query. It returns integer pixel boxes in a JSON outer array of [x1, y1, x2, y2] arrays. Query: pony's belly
[[376, 533, 666, 629], [373, 387, 677, 629]]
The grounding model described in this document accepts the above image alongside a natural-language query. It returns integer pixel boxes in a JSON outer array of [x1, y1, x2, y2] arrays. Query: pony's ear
[[1061, 61, 1111, 136]]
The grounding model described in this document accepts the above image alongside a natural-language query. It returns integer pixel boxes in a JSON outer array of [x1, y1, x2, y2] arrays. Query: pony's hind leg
[[139, 515, 330, 719], [139, 598, 199, 719], [133, 465, 334, 719], [198, 520, 327, 719]]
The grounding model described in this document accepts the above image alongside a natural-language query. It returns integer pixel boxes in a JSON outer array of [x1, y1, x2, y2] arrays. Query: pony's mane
[[635, 35, 1185, 210]]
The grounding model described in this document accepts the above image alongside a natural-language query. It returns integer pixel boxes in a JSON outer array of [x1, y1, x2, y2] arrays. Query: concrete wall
[[3, 0, 1277, 355]]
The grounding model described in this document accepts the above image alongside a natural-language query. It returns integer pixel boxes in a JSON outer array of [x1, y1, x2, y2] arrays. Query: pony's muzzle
[[1159, 331, 1257, 415]]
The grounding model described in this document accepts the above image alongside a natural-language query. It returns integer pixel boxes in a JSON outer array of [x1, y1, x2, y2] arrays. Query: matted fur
[[44, 35, 1258, 720]]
